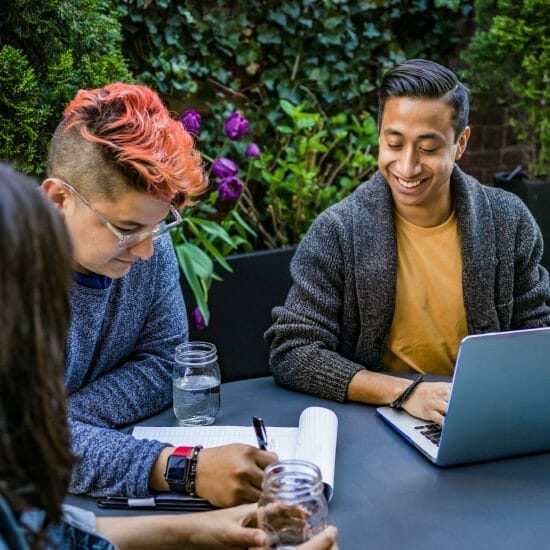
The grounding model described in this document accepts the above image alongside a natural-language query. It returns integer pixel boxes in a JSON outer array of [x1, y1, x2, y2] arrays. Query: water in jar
[[173, 374, 220, 425]]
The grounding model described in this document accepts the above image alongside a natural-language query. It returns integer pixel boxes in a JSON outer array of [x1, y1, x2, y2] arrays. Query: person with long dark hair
[[0, 163, 75, 548], [0, 163, 338, 549]]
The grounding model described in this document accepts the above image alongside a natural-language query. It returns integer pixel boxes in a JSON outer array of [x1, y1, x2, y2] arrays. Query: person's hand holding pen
[[151, 443, 278, 508], [190, 443, 278, 507], [150, 417, 277, 507]]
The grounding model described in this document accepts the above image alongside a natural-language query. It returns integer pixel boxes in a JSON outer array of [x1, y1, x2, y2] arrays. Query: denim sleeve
[[43, 505, 116, 549], [4, 504, 116, 550]]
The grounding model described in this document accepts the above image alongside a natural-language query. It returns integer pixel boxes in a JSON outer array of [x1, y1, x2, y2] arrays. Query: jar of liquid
[[173, 341, 221, 425], [258, 459, 328, 549]]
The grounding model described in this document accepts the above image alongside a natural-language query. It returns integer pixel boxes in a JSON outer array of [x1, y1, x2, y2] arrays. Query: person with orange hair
[[0, 161, 340, 549], [41, 83, 278, 506]]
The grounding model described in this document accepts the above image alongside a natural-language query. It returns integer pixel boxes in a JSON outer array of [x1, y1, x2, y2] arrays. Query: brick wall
[[457, 105, 525, 185]]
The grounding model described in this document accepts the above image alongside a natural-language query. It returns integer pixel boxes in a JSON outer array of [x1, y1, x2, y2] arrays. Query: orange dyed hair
[[61, 82, 207, 207]]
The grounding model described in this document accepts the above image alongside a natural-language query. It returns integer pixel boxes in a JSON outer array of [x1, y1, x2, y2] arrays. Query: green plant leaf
[[187, 217, 236, 247], [175, 243, 210, 325], [183, 220, 234, 271], [280, 99, 297, 118], [231, 210, 257, 237], [179, 242, 214, 280], [276, 125, 294, 134]]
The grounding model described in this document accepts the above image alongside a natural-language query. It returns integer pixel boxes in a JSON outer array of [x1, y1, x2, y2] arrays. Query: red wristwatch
[[164, 446, 194, 494]]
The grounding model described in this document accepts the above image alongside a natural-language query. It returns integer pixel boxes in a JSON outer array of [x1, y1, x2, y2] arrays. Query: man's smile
[[393, 174, 430, 192]]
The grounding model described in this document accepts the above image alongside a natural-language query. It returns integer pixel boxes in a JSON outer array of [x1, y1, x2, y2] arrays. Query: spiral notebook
[[132, 406, 338, 500]]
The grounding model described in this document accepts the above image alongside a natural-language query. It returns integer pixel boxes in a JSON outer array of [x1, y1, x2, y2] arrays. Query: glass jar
[[258, 459, 328, 549], [173, 341, 221, 425]]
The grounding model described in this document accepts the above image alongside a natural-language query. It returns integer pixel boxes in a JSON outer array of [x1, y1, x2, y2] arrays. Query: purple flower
[[218, 176, 244, 201], [179, 110, 202, 135], [192, 307, 206, 330], [224, 111, 249, 141], [212, 157, 239, 179], [245, 142, 261, 158]]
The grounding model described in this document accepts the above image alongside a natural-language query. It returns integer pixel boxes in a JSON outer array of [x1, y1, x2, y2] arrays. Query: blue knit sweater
[[66, 234, 187, 497]]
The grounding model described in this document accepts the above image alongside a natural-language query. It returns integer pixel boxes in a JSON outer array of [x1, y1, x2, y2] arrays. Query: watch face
[[166, 455, 190, 483]]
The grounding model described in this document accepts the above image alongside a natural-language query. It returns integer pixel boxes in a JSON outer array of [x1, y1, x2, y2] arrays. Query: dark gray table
[[67, 376, 550, 549]]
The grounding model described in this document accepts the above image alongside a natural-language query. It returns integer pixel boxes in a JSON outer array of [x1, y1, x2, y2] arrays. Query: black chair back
[[183, 247, 295, 382]]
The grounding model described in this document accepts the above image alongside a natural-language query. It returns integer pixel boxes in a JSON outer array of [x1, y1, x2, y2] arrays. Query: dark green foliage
[[116, 0, 475, 320], [461, 0, 549, 179], [0, 0, 133, 177], [247, 101, 379, 249], [119, 0, 473, 113], [118, 0, 473, 258], [0, 47, 46, 175]]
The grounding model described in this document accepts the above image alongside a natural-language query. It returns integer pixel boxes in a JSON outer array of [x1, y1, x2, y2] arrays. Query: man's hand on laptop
[[402, 382, 450, 425]]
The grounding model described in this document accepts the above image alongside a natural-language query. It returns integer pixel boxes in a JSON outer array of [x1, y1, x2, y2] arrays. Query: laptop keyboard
[[414, 423, 442, 446]]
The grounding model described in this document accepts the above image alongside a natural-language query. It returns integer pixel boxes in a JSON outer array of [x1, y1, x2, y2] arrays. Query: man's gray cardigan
[[265, 167, 550, 402]]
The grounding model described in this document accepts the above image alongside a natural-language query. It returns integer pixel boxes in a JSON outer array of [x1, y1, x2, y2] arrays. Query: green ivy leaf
[[257, 28, 282, 44]]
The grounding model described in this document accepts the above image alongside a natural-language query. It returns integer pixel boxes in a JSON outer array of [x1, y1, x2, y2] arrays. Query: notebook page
[[293, 407, 338, 501], [132, 425, 299, 458]]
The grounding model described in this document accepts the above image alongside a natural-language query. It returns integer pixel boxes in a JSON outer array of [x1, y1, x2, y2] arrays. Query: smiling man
[[42, 83, 277, 505], [266, 59, 550, 425]]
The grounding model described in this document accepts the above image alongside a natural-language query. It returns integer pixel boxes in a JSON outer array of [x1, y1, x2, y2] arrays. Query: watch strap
[[173, 446, 194, 457], [184, 445, 203, 497]]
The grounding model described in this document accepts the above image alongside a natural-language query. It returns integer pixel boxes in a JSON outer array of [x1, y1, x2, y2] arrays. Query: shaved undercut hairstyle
[[46, 82, 207, 207], [377, 59, 470, 142]]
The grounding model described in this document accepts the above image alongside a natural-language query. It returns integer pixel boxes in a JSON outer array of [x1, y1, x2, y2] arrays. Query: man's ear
[[455, 126, 471, 161], [42, 178, 71, 213]]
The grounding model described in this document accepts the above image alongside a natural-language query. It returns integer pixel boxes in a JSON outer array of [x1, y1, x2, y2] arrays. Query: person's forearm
[[98, 503, 268, 549], [347, 369, 411, 404], [349, 370, 451, 424], [67, 357, 173, 427], [149, 443, 277, 507], [69, 419, 167, 497], [96, 515, 191, 550]]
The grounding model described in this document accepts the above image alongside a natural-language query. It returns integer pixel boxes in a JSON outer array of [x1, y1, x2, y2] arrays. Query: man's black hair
[[377, 59, 470, 142]]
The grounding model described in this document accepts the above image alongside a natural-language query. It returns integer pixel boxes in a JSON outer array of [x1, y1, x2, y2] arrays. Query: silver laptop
[[377, 327, 550, 466]]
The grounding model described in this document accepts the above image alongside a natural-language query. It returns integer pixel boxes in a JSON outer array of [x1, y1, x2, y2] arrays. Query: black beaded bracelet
[[184, 445, 203, 497], [390, 375, 424, 409]]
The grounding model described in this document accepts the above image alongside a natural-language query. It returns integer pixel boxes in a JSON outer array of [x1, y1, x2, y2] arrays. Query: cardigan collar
[[351, 167, 500, 366]]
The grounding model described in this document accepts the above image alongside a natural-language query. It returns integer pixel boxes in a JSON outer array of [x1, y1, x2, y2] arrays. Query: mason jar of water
[[258, 459, 328, 549], [173, 341, 221, 425]]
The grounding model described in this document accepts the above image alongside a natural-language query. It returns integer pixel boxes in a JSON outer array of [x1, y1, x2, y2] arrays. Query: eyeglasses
[[60, 180, 183, 249]]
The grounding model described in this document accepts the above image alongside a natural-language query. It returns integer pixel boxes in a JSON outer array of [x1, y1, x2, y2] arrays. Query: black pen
[[252, 416, 268, 450]]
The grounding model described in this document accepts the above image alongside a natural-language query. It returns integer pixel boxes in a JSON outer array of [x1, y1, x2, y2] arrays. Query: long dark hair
[[0, 164, 74, 534]]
